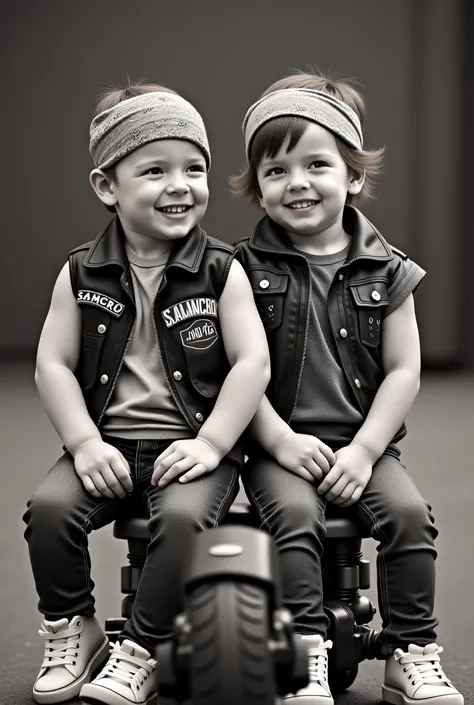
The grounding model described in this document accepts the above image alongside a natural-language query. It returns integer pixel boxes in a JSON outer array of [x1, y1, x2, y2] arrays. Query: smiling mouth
[[156, 205, 193, 214], [285, 200, 320, 209]]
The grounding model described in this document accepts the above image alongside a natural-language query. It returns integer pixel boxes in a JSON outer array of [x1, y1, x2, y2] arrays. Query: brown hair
[[230, 69, 385, 207], [93, 80, 178, 212]]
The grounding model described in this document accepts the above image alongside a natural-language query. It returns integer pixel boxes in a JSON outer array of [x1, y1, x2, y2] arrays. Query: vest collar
[[249, 205, 393, 263], [83, 216, 208, 274]]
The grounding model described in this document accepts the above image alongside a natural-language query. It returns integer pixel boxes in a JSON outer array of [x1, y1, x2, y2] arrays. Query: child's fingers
[[317, 466, 342, 495], [304, 457, 324, 480], [340, 484, 364, 507], [81, 475, 101, 498], [113, 452, 133, 492], [325, 476, 351, 502], [100, 465, 128, 499], [319, 443, 336, 467], [311, 450, 331, 475], [332, 481, 357, 506], [151, 450, 181, 485], [91, 471, 115, 499], [157, 457, 195, 487], [179, 464, 208, 483], [294, 466, 315, 483], [154, 443, 176, 465]]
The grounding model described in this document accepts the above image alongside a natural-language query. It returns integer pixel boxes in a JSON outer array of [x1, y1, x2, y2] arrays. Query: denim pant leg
[[242, 453, 330, 637], [120, 446, 240, 650], [350, 452, 439, 655], [23, 450, 130, 620]]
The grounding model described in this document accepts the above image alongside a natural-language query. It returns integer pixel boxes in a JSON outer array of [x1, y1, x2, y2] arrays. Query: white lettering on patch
[[77, 290, 125, 318], [180, 319, 219, 350], [161, 298, 217, 328]]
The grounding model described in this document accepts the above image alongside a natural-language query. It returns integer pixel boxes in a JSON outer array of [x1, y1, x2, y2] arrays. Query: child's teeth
[[291, 201, 314, 208]]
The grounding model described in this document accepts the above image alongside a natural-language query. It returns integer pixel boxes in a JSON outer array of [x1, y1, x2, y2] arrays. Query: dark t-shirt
[[290, 242, 425, 449]]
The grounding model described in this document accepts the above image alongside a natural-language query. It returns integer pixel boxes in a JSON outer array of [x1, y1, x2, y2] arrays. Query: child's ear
[[347, 170, 365, 197], [89, 169, 117, 206]]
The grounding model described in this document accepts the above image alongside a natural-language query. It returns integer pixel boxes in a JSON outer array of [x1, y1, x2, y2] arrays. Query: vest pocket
[[349, 281, 389, 347], [248, 270, 289, 332], [77, 330, 105, 390], [179, 319, 229, 399]]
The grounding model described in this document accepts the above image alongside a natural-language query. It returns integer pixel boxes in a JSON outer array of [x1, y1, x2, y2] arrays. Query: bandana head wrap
[[89, 92, 211, 170], [243, 88, 363, 161]]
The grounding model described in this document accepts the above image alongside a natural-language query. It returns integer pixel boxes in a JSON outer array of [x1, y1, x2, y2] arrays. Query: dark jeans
[[242, 449, 439, 657], [23, 436, 240, 651]]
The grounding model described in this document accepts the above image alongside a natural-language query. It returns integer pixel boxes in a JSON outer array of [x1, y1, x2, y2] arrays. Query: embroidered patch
[[161, 297, 217, 328], [77, 290, 125, 318], [180, 319, 219, 350]]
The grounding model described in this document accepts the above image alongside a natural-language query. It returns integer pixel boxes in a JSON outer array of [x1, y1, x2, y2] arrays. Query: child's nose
[[166, 176, 190, 194], [287, 170, 311, 191]]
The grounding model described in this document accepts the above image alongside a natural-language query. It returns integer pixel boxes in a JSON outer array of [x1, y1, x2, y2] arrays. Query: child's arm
[[151, 259, 271, 486], [249, 395, 335, 482], [317, 293, 421, 505], [35, 262, 133, 499]]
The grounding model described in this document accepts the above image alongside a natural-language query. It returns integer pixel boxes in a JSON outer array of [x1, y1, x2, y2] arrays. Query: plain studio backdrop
[[1, 1, 473, 703]]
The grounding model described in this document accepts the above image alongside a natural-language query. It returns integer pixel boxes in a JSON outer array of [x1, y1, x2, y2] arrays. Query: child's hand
[[273, 431, 335, 483], [74, 438, 133, 499], [151, 438, 222, 488], [317, 443, 373, 506]]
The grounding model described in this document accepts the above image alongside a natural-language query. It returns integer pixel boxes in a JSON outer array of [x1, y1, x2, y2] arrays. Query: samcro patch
[[77, 290, 125, 318], [180, 319, 219, 350], [161, 297, 217, 328]]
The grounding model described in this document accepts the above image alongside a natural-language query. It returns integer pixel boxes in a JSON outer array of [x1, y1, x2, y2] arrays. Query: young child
[[232, 70, 464, 705], [23, 82, 270, 705]]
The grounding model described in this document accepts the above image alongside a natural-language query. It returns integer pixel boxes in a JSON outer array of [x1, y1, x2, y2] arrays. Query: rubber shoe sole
[[382, 683, 464, 705], [81, 685, 158, 705]]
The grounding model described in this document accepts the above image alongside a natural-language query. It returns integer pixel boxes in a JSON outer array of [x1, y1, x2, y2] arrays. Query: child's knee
[[380, 496, 438, 545], [149, 499, 214, 536], [272, 494, 325, 536], [23, 488, 71, 534]]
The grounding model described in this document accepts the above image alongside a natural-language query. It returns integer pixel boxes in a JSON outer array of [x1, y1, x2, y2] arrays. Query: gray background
[[1, 1, 473, 704], [2, 0, 473, 367]]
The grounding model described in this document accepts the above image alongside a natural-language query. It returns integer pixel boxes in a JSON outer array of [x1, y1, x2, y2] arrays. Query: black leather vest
[[69, 217, 238, 449], [234, 207, 410, 444]]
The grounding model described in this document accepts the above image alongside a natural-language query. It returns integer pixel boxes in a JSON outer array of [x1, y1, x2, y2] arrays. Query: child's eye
[[187, 164, 206, 173], [144, 167, 163, 175], [265, 166, 285, 177], [310, 160, 328, 169]]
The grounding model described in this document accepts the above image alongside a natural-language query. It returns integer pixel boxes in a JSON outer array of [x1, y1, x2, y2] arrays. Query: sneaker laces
[[394, 644, 453, 688], [307, 639, 332, 686], [100, 643, 154, 688], [38, 619, 82, 669]]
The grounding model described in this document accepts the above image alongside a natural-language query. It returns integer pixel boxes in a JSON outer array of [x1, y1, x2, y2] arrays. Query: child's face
[[111, 139, 209, 245], [256, 122, 361, 242]]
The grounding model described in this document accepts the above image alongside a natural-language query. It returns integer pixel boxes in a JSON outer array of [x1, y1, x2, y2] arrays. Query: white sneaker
[[382, 643, 464, 704], [80, 639, 157, 705], [33, 614, 109, 703], [283, 634, 334, 704]]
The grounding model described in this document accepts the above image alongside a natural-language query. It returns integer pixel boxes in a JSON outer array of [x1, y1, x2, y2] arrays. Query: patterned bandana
[[89, 92, 211, 170], [243, 88, 363, 160]]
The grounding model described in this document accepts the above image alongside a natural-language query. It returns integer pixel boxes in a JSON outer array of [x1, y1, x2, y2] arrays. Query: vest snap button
[[371, 290, 381, 302], [354, 378, 361, 388], [259, 279, 270, 289], [339, 328, 348, 338], [97, 324, 107, 334], [173, 371, 182, 381], [338, 273, 344, 281], [100, 374, 109, 384], [195, 412, 204, 423]]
